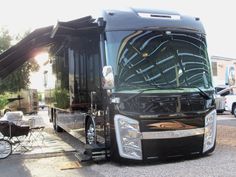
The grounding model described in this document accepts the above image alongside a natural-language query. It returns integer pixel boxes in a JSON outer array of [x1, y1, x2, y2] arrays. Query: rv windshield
[[105, 30, 212, 91]]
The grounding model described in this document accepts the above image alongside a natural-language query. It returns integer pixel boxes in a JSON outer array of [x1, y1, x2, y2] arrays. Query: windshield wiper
[[181, 86, 211, 100], [195, 87, 211, 100], [123, 88, 160, 102]]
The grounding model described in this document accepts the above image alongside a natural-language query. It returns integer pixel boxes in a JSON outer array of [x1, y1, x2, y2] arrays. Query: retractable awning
[[51, 16, 98, 38], [0, 16, 99, 80], [0, 26, 53, 79]]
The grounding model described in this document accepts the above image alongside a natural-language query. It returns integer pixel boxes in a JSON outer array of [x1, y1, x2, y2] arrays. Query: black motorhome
[[0, 8, 216, 162], [47, 8, 216, 162]]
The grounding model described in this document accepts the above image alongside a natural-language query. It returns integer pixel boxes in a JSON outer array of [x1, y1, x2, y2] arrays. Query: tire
[[53, 112, 63, 132], [216, 110, 224, 114], [0, 139, 12, 159], [233, 105, 236, 117], [86, 118, 96, 144]]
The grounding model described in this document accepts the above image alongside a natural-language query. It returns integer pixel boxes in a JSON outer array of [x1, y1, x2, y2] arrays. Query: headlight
[[203, 110, 217, 153], [114, 114, 142, 160]]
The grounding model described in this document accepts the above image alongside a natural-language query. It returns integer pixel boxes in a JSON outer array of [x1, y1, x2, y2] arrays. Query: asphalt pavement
[[217, 111, 236, 126]]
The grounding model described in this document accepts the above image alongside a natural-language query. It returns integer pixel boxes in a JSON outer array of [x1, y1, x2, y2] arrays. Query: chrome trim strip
[[142, 128, 205, 139]]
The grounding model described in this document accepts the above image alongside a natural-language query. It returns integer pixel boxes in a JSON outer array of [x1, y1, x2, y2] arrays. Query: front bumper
[[114, 110, 216, 161], [141, 131, 204, 160]]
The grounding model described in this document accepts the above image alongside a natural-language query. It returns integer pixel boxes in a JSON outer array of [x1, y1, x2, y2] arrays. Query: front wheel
[[233, 105, 236, 117], [0, 139, 12, 159], [217, 110, 224, 114], [86, 118, 96, 144]]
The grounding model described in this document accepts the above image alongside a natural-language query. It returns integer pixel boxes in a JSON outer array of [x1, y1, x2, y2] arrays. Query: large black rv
[[1, 8, 213, 162]]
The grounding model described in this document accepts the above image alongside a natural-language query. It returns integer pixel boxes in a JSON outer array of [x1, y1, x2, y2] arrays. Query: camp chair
[[27, 116, 45, 146]]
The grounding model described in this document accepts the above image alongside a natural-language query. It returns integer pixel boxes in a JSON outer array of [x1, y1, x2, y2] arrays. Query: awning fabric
[[0, 16, 98, 80], [0, 26, 54, 79]]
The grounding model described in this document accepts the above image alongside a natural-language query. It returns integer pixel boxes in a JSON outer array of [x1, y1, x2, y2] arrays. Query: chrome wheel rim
[[234, 108, 236, 116], [87, 124, 95, 144], [0, 140, 12, 159]]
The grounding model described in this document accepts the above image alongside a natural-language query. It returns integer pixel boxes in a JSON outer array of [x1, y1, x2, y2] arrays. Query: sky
[[1, 0, 236, 90]]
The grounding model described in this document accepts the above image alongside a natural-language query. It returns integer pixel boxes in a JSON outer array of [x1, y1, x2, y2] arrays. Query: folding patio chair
[[27, 116, 45, 146]]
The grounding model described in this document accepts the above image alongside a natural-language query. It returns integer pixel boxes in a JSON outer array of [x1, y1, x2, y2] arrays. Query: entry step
[[85, 143, 106, 152], [74, 151, 92, 162], [75, 144, 110, 162]]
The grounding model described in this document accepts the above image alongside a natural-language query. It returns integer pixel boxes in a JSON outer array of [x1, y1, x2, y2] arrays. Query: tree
[[0, 93, 9, 110], [0, 28, 39, 92], [0, 28, 11, 54]]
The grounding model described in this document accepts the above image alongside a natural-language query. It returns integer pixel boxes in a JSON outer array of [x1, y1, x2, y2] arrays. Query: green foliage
[[0, 28, 12, 54], [38, 92, 43, 102], [0, 28, 39, 93], [0, 93, 9, 110], [0, 59, 39, 92], [53, 88, 69, 109], [44, 89, 54, 105]]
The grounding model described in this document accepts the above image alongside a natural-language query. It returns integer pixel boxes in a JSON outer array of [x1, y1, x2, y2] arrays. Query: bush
[[53, 88, 69, 109], [0, 94, 9, 110]]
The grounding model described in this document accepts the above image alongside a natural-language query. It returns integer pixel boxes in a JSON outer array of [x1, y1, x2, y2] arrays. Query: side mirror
[[102, 66, 114, 89]]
